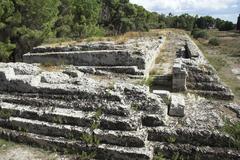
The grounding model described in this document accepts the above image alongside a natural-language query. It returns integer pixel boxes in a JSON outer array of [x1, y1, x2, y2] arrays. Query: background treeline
[[0, 0, 236, 62]]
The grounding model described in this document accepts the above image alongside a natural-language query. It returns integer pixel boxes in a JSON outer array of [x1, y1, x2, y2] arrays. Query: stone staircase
[[23, 38, 164, 77], [0, 63, 239, 159]]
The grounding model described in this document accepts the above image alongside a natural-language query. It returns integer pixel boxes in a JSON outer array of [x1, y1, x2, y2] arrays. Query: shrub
[[0, 42, 15, 62], [221, 120, 240, 149], [191, 29, 208, 39], [208, 38, 220, 46]]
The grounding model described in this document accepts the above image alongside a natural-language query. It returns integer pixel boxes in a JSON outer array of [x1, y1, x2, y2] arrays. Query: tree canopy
[[0, 0, 237, 62]]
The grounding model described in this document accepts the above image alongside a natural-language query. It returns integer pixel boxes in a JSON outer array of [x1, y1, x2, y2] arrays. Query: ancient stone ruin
[[0, 33, 239, 159], [23, 37, 164, 77]]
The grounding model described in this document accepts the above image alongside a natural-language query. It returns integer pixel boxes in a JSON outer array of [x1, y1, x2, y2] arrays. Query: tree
[[218, 21, 234, 31], [172, 14, 196, 31], [72, 0, 103, 38], [55, 0, 75, 37], [0, 0, 16, 61], [12, 0, 60, 61], [237, 14, 240, 31], [196, 16, 215, 29], [0, 0, 60, 61]]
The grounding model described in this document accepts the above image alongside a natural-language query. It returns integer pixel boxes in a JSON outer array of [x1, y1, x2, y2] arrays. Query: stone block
[[63, 69, 84, 78], [153, 90, 171, 106], [8, 63, 41, 75], [169, 95, 185, 117], [41, 72, 70, 84], [142, 114, 166, 127], [9, 75, 41, 92], [172, 59, 187, 92], [0, 67, 15, 80]]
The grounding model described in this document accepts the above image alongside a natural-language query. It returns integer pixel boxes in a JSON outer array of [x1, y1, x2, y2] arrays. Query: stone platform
[[0, 32, 240, 159], [23, 37, 164, 77], [0, 62, 239, 160]]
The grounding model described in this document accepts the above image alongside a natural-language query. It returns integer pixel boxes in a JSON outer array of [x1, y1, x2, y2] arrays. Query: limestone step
[[77, 66, 144, 75], [31, 44, 126, 53], [0, 127, 152, 160], [148, 127, 235, 148], [23, 50, 145, 69], [0, 102, 139, 131], [0, 96, 130, 117], [0, 117, 146, 147], [153, 142, 240, 160], [188, 90, 234, 101]]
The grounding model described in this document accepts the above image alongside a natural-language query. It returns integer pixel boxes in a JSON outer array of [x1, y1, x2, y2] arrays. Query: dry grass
[[194, 29, 240, 103], [39, 63, 63, 72], [155, 54, 168, 64], [149, 67, 164, 75], [42, 29, 171, 48], [41, 29, 187, 48]]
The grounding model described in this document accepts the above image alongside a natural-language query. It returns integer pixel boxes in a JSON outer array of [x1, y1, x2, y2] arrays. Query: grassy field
[[193, 29, 240, 103]]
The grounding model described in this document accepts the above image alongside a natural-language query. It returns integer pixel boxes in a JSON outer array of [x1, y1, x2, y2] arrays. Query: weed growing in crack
[[79, 109, 102, 159]]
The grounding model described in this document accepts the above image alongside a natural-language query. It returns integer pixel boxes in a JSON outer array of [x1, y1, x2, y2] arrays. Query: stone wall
[[172, 59, 187, 91], [176, 37, 234, 100], [23, 38, 164, 77], [0, 63, 239, 160]]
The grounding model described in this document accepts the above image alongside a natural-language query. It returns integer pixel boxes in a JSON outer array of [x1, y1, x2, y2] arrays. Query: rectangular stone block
[[168, 95, 185, 117], [0, 68, 15, 80]]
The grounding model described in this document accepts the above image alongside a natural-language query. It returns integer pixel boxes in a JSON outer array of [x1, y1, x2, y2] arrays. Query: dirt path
[[0, 139, 71, 160], [150, 30, 186, 76]]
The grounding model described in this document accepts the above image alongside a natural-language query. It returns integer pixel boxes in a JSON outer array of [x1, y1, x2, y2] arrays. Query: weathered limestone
[[0, 63, 41, 75], [225, 103, 240, 118], [168, 95, 185, 117], [0, 63, 169, 160], [171, 36, 234, 100], [152, 75, 172, 89], [148, 127, 235, 147], [172, 59, 187, 92], [23, 38, 164, 77], [0, 67, 15, 80], [154, 143, 240, 160], [40, 72, 70, 84]]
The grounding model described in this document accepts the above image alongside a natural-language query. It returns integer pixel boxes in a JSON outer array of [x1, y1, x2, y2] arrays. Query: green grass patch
[[193, 29, 240, 102], [208, 37, 220, 46], [0, 139, 16, 150], [220, 120, 240, 149]]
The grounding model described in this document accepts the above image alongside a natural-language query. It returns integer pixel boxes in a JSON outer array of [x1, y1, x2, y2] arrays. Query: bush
[[191, 29, 209, 39], [221, 120, 240, 149], [0, 42, 16, 62], [208, 38, 220, 46]]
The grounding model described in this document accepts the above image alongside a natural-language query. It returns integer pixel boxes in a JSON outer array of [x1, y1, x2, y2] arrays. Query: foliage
[[167, 136, 177, 143], [0, 42, 15, 62], [0, 109, 14, 119], [0, 0, 60, 61], [144, 76, 155, 87], [131, 103, 140, 111], [171, 14, 196, 31], [153, 152, 166, 160], [195, 16, 215, 29], [0, 0, 237, 62], [221, 120, 240, 149], [79, 109, 102, 159], [208, 37, 220, 46], [191, 29, 208, 39]]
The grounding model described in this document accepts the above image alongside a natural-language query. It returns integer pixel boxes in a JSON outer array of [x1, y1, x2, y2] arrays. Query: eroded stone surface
[[168, 95, 185, 117]]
